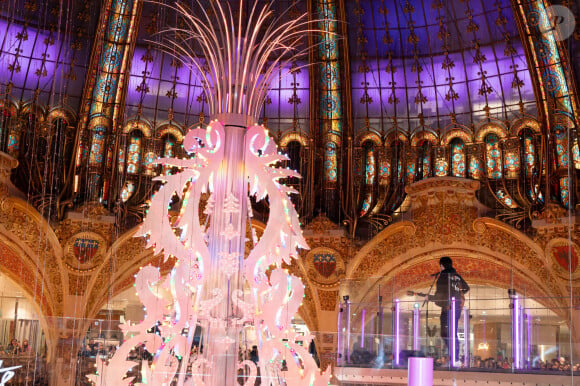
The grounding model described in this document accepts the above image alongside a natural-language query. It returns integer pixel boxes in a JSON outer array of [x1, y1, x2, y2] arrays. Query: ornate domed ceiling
[[346, 0, 536, 135], [0, 0, 539, 133], [0, 0, 101, 111]]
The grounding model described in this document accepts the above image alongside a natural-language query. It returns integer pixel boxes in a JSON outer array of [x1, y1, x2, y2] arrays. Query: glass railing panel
[[337, 273, 580, 376]]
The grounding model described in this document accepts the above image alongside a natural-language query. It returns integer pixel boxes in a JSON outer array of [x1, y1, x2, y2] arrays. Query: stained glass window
[[572, 139, 580, 169], [392, 141, 403, 181], [435, 158, 448, 177], [7, 130, 19, 157], [143, 151, 157, 175], [496, 189, 518, 209], [118, 148, 125, 172], [554, 132, 569, 169], [485, 133, 502, 179], [360, 142, 376, 216], [503, 150, 520, 179], [164, 136, 175, 158], [126, 133, 142, 174], [521, 130, 537, 176], [324, 142, 337, 182], [379, 159, 391, 183], [89, 128, 106, 166], [364, 142, 376, 186], [121, 181, 136, 203], [560, 177, 570, 208], [417, 140, 431, 180], [469, 157, 483, 179], [450, 138, 466, 178]]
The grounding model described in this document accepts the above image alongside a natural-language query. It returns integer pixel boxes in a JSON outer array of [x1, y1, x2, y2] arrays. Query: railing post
[[394, 299, 400, 366], [413, 303, 420, 352], [463, 306, 470, 368]]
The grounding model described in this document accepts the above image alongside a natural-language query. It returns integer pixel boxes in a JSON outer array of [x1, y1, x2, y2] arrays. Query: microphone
[[430, 272, 440, 277]]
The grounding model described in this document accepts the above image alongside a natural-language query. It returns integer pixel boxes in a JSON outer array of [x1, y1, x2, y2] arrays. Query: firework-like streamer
[[154, 0, 315, 120]]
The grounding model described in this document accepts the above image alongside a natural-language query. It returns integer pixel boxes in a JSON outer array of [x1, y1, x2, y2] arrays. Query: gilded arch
[[411, 129, 437, 147], [157, 122, 185, 143], [475, 121, 509, 143], [355, 130, 382, 147], [346, 178, 563, 314], [280, 131, 309, 148], [441, 127, 473, 146], [123, 118, 153, 137], [510, 116, 541, 136]]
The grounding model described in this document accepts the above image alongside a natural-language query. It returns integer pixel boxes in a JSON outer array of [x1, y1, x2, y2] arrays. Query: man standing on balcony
[[431, 256, 469, 366]]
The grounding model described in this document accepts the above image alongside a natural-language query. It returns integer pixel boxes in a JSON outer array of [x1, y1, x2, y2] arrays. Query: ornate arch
[[0, 196, 65, 314], [19, 102, 46, 122], [475, 121, 509, 143], [441, 127, 473, 146], [355, 130, 382, 147], [157, 122, 185, 143], [384, 131, 408, 146], [510, 116, 541, 136], [47, 106, 77, 126], [280, 130, 309, 148], [0, 99, 17, 117], [123, 118, 153, 137], [347, 178, 563, 314], [411, 129, 437, 147]]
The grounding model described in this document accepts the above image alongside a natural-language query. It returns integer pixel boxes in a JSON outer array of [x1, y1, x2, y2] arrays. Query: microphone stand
[[423, 272, 440, 355]]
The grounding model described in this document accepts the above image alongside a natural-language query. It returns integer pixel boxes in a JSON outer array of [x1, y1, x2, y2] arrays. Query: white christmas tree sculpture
[[88, 1, 331, 385]]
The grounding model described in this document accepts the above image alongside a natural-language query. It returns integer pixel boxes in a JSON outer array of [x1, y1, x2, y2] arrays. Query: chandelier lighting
[[87, 1, 330, 385]]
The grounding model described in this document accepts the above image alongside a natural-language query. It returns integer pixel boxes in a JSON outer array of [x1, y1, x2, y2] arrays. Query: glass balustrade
[[337, 273, 580, 374]]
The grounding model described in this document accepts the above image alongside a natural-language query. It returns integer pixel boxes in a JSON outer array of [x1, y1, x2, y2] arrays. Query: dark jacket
[[432, 267, 469, 308]]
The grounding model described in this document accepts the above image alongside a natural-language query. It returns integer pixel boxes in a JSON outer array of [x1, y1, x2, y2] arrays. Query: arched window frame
[[484, 132, 503, 180], [449, 137, 467, 178]]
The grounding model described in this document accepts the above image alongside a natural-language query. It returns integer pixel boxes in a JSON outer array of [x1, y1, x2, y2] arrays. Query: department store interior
[[0, 0, 579, 384]]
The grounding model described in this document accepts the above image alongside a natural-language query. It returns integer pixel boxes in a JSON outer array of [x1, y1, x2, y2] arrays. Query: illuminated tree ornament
[[89, 1, 331, 385]]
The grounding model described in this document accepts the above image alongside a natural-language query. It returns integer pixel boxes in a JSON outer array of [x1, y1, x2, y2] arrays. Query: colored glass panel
[[485, 134, 502, 179], [164, 137, 175, 158], [6, 131, 19, 157], [435, 158, 448, 177], [324, 142, 337, 183], [121, 181, 135, 202], [360, 194, 372, 216], [523, 134, 537, 176], [118, 148, 125, 172], [572, 140, 580, 169], [450, 139, 466, 178], [418, 141, 431, 180], [496, 189, 518, 209], [364, 145, 375, 186], [406, 161, 416, 184], [89, 129, 106, 166], [469, 157, 482, 180], [560, 177, 570, 208], [143, 151, 156, 175], [379, 160, 391, 184], [126, 134, 141, 174], [503, 152, 520, 178], [555, 132, 569, 169]]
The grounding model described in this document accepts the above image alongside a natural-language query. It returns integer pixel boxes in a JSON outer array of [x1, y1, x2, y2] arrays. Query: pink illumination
[[361, 309, 366, 348], [514, 295, 522, 369], [413, 305, 420, 351], [394, 299, 400, 366], [408, 357, 433, 386], [451, 297, 456, 366]]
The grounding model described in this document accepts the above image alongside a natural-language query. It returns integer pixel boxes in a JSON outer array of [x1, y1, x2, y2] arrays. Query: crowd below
[[347, 346, 580, 373]]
